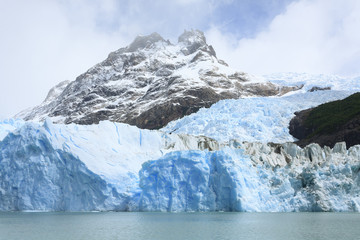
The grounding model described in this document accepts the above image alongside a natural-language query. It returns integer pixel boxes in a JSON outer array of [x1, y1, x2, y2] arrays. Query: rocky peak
[[127, 32, 166, 52], [178, 29, 214, 56], [178, 29, 206, 45]]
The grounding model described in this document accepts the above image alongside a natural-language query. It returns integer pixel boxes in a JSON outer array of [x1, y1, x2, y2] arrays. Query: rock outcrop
[[289, 92, 360, 148]]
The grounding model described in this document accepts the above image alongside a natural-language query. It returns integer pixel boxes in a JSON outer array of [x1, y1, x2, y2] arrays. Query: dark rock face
[[289, 109, 313, 141], [18, 30, 300, 129], [289, 93, 360, 148], [308, 86, 331, 92], [126, 88, 221, 129]]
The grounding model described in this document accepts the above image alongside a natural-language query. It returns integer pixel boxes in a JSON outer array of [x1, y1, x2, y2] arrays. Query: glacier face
[[139, 145, 360, 212], [1, 118, 360, 212], [0, 119, 220, 211], [138, 149, 275, 212], [0, 124, 127, 211]]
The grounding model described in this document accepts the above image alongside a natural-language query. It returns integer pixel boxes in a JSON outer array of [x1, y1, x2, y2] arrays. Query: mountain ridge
[[17, 30, 299, 129]]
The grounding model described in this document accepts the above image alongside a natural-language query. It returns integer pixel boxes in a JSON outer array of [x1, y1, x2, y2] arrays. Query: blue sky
[[81, 0, 294, 39], [0, 0, 359, 118], [209, 0, 295, 38]]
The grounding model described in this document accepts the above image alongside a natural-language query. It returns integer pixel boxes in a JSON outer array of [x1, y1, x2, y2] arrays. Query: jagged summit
[[177, 29, 214, 56], [178, 29, 206, 44], [17, 30, 299, 129], [127, 32, 167, 52]]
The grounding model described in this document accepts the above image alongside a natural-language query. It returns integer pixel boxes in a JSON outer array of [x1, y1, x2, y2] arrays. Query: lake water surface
[[0, 212, 359, 240]]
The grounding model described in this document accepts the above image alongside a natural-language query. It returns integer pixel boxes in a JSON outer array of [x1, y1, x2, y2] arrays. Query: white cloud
[[1, 0, 359, 118], [0, 0, 217, 118], [206, 0, 360, 76], [0, 0, 131, 118]]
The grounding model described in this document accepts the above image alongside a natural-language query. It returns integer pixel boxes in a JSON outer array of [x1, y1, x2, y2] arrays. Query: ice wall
[[138, 144, 360, 212], [0, 124, 127, 211], [0, 120, 221, 211]]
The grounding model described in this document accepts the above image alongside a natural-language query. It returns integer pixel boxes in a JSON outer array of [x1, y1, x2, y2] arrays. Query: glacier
[[0, 129, 127, 211], [162, 90, 357, 142], [162, 72, 360, 142], [1, 84, 360, 211], [1, 119, 360, 211], [0, 119, 218, 211], [139, 145, 360, 212]]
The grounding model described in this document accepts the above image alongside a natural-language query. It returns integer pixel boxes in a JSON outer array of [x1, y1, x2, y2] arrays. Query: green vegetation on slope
[[305, 92, 360, 137]]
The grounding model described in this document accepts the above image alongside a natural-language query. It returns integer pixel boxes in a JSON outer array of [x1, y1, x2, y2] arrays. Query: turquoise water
[[0, 212, 359, 240]]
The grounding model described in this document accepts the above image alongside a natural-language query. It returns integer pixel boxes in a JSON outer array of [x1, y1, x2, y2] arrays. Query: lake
[[0, 212, 359, 240]]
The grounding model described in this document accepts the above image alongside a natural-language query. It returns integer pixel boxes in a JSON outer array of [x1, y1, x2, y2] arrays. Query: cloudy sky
[[1, 0, 359, 118]]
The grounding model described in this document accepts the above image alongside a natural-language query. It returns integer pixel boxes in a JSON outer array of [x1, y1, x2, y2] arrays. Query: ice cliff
[[0, 125, 126, 211], [1, 114, 360, 211], [0, 120, 218, 211], [139, 143, 360, 212]]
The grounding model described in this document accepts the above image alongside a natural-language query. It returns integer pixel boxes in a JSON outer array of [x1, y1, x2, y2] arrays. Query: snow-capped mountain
[[17, 30, 298, 129], [3, 30, 360, 212]]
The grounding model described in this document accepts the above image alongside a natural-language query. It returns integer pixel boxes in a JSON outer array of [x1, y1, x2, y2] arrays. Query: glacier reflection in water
[[0, 212, 360, 240]]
